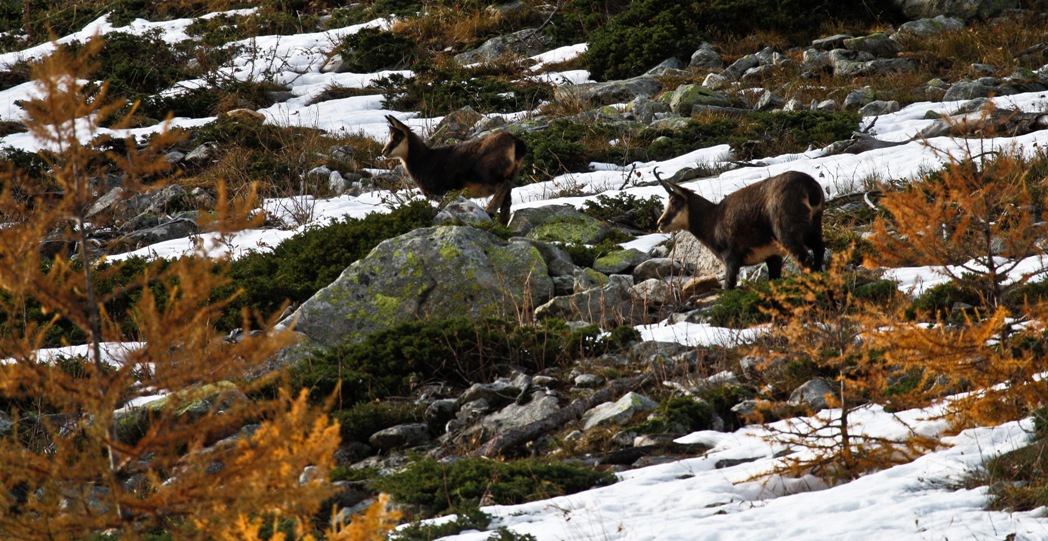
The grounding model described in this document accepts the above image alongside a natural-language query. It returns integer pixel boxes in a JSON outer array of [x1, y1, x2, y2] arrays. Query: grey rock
[[843, 86, 877, 110], [514, 238, 577, 277], [755, 89, 785, 111], [813, 99, 838, 111], [942, 80, 1001, 101], [508, 204, 614, 245], [645, 56, 686, 77], [689, 43, 723, 70], [425, 399, 458, 433], [702, 72, 730, 90], [121, 218, 199, 249], [633, 258, 689, 282], [593, 248, 649, 274], [788, 378, 835, 411], [859, 100, 901, 117], [664, 84, 732, 114], [722, 54, 759, 80], [434, 196, 493, 226], [281, 226, 553, 349], [554, 76, 661, 106], [536, 275, 656, 327], [843, 33, 903, 58], [893, 15, 964, 38], [454, 28, 552, 65], [86, 187, 127, 219], [458, 380, 523, 408], [574, 374, 604, 388], [627, 97, 671, 124], [632, 278, 677, 305], [0, 411, 11, 436], [811, 34, 854, 51], [573, 267, 609, 293], [368, 423, 431, 450], [185, 142, 219, 163], [665, 233, 724, 280], [581, 392, 657, 430]]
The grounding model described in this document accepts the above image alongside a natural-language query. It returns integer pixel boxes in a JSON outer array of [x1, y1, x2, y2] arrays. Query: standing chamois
[[381, 115, 526, 224], [655, 168, 825, 289]]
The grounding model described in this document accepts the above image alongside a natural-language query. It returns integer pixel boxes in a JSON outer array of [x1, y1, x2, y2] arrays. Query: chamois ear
[[386, 115, 409, 132], [653, 168, 685, 198]]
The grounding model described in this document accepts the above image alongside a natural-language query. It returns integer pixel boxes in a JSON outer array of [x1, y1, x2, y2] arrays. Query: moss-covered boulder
[[282, 226, 553, 348], [661, 84, 731, 114], [508, 204, 614, 245]]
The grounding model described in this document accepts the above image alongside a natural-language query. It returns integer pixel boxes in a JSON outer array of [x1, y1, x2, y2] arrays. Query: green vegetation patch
[[585, 0, 902, 80], [376, 59, 553, 117], [372, 456, 616, 516]]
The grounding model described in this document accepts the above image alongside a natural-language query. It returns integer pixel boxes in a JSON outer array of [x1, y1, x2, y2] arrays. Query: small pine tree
[[0, 38, 345, 539], [750, 250, 936, 482]]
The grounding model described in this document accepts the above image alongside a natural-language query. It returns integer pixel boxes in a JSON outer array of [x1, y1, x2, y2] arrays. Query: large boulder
[[554, 76, 661, 106], [282, 226, 553, 349]]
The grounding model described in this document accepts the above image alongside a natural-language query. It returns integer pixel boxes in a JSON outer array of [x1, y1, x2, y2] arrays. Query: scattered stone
[[689, 43, 723, 70], [368, 423, 431, 450], [574, 374, 604, 388], [454, 28, 552, 65], [593, 248, 649, 274], [581, 392, 658, 430], [434, 196, 493, 226], [858, 100, 901, 117], [788, 378, 835, 411]]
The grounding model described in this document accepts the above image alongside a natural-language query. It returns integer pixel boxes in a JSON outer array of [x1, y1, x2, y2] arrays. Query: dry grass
[[392, 0, 544, 53]]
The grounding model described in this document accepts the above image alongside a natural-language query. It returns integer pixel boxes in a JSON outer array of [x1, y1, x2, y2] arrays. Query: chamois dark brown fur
[[381, 115, 526, 224], [655, 169, 825, 289]]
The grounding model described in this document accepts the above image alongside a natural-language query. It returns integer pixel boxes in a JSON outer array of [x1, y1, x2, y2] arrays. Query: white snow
[[2, 11, 1047, 540]]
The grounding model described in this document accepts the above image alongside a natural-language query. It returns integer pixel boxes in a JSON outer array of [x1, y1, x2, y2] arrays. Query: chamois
[[655, 168, 825, 289], [381, 115, 526, 224]]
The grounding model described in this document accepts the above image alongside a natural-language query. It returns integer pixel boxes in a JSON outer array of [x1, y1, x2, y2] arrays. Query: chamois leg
[[765, 255, 784, 281], [806, 216, 825, 271], [723, 257, 742, 290], [485, 182, 513, 225]]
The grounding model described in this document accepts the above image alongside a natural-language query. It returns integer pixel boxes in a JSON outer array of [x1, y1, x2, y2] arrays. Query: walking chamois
[[655, 168, 825, 289], [381, 115, 526, 224]]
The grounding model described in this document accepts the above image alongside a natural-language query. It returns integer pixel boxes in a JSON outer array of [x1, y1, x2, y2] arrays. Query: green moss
[[633, 396, 715, 435]]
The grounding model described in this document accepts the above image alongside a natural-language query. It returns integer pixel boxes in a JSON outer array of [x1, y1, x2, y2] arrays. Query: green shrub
[[335, 27, 420, 72], [705, 284, 772, 328], [905, 281, 983, 321], [372, 456, 616, 516], [519, 120, 626, 180], [334, 401, 423, 444], [217, 200, 437, 330], [634, 396, 715, 435], [583, 192, 665, 232], [586, 0, 901, 80], [290, 318, 572, 406], [376, 59, 552, 117]]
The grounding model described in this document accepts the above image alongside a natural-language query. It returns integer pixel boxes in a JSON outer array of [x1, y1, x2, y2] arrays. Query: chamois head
[[381, 115, 412, 161], [655, 170, 691, 233]]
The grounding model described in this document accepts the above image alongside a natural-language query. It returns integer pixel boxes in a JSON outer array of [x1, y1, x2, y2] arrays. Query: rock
[[573, 267, 609, 292], [627, 97, 671, 124], [702, 72, 730, 90], [665, 233, 724, 280], [574, 374, 604, 388], [581, 392, 658, 430], [830, 50, 916, 78], [281, 226, 553, 348], [722, 54, 759, 80], [645, 56, 687, 77], [788, 378, 835, 411], [843, 86, 877, 110], [813, 99, 838, 111], [689, 43, 723, 70], [811, 34, 854, 51], [755, 90, 785, 111], [664, 84, 731, 114], [470, 392, 560, 437], [632, 278, 677, 305], [458, 380, 524, 408], [0, 410, 11, 436], [681, 276, 722, 298], [633, 258, 689, 282], [593, 248, 649, 275], [893, 15, 964, 39], [537, 275, 660, 327], [514, 238, 577, 277], [434, 196, 493, 226], [185, 142, 219, 163], [893, 0, 1019, 20], [424, 399, 458, 433], [508, 205, 613, 245], [454, 28, 552, 65], [843, 33, 903, 58], [859, 100, 901, 117], [368, 423, 431, 450], [942, 80, 1000, 101], [428, 106, 484, 145], [117, 218, 198, 251], [554, 76, 661, 106]]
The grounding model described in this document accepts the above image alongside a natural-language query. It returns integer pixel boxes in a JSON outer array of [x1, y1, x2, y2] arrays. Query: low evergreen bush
[[372, 456, 616, 516]]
